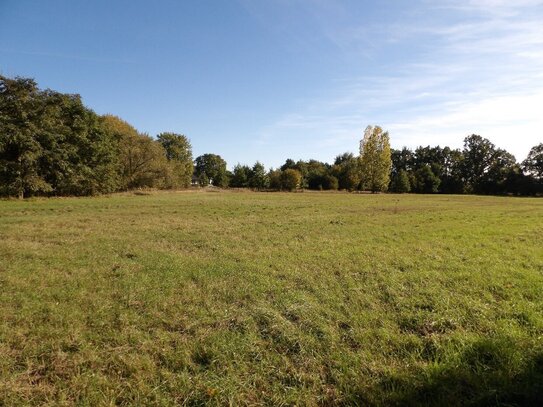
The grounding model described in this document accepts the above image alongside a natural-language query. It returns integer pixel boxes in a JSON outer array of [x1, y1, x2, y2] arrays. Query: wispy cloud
[[255, 0, 543, 162]]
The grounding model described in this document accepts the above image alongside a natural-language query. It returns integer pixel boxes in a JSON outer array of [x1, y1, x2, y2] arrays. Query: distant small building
[[191, 175, 212, 186]]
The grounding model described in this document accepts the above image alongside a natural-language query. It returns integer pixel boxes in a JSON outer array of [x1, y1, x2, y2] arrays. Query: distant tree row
[[218, 127, 542, 196], [196, 129, 542, 196], [1, 75, 542, 197], [389, 136, 543, 195]]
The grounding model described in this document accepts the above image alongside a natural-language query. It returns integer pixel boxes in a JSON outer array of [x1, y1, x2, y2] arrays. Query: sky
[[1, 0, 542, 168]]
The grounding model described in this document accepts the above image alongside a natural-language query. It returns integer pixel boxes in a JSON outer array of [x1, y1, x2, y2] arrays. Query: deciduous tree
[[359, 125, 392, 192], [280, 169, 301, 191], [194, 154, 228, 187], [0, 76, 51, 198], [390, 169, 411, 193], [157, 132, 193, 188], [230, 164, 251, 188], [523, 143, 543, 179]]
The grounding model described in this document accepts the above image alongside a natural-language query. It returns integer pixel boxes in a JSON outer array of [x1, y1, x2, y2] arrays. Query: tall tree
[[305, 160, 329, 190], [479, 149, 518, 194], [101, 115, 169, 190], [268, 168, 282, 190], [523, 143, 543, 179], [390, 169, 411, 193], [461, 135, 496, 193], [194, 154, 228, 187], [280, 169, 302, 191], [230, 164, 251, 188], [331, 153, 360, 191], [1, 76, 119, 197], [413, 165, 441, 193], [391, 147, 414, 174], [440, 147, 464, 194], [157, 132, 193, 188], [248, 161, 269, 190], [359, 125, 392, 192], [41, 92, 119, 196], [0, 76, 51, 198]]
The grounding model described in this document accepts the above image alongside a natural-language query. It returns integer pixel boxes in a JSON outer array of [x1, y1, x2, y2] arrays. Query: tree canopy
[[0, 75, 193, 197], [359, 125, 392, 192], [194, 154, 228, 187]]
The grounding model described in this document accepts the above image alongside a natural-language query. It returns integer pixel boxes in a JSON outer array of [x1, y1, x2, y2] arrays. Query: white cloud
[[387, 89, 543, 158], [255, 0, 543, 162]]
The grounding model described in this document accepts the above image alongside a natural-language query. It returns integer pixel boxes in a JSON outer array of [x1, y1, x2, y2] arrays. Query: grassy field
[[0, 191, 542, 406]]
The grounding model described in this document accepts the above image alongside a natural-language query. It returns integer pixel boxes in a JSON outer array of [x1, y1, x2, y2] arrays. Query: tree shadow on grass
[[360, 337, 543, 406]]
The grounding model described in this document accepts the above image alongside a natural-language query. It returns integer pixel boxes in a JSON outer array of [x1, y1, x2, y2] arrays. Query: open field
[[1, 191, 542, 406]]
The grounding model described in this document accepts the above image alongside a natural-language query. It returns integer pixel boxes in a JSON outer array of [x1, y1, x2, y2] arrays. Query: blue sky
[[1, 0, 542, 168]]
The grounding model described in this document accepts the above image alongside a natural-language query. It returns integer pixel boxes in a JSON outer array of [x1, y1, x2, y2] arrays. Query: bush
[[281, 169, 302, 191], [321, 174, 339, 190]]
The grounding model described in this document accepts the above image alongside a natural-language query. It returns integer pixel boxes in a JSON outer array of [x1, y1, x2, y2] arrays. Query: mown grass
[[0, 190, 542, 406]]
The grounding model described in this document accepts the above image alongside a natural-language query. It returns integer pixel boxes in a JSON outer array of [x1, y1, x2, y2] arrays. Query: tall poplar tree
[[359, 125, 392, 192]]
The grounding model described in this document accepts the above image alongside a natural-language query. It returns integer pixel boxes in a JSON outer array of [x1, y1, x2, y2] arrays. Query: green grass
[[1, 190, 542, 406]]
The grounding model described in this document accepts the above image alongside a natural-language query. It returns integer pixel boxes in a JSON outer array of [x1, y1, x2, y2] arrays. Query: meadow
[[0, 190, 542, 406]]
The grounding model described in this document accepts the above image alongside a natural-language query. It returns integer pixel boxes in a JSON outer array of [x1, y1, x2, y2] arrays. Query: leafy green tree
[[0, 76, 119, 197], [523, 143, 543, 179], [460, 135, 523, 195], [391, 148, 415, 192], [268, 168, 282, 190], [413, 165, 440, 193], [230, 164, 251, 188], [0, 76, 51, 198], [307, 173, 338, 191], [461, 135, 497, 193], [101, 115, 169, 190], [280, 159, 296, 171], [279, 159, 316, 188], [440, 147, 464, 194], [305, 160, 329, 190], [390, 169, 411, 193], [332, 153, 361, 191], [280, 169, 302, 191], [413, 146, 444, 170], [123, 134, 170, 189], [248, 161, 269, 190], [334, 152, 354, 166], [359, 125, 392, 192], [294, 160, 310, 189], [408, 145, 465, 194], [157, 132, 193, 188], [391, 147, 414, 178], [521, 143, 543, 195], [321, 174, 339, 190], [42, 93, 119, 196], [479, 149, 518, 195], [194, 154, 228, 187]]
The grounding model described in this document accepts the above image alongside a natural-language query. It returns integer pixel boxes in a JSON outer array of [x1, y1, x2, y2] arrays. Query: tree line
[[1, 75, 542, 197], [0, 75, 193, 198]]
